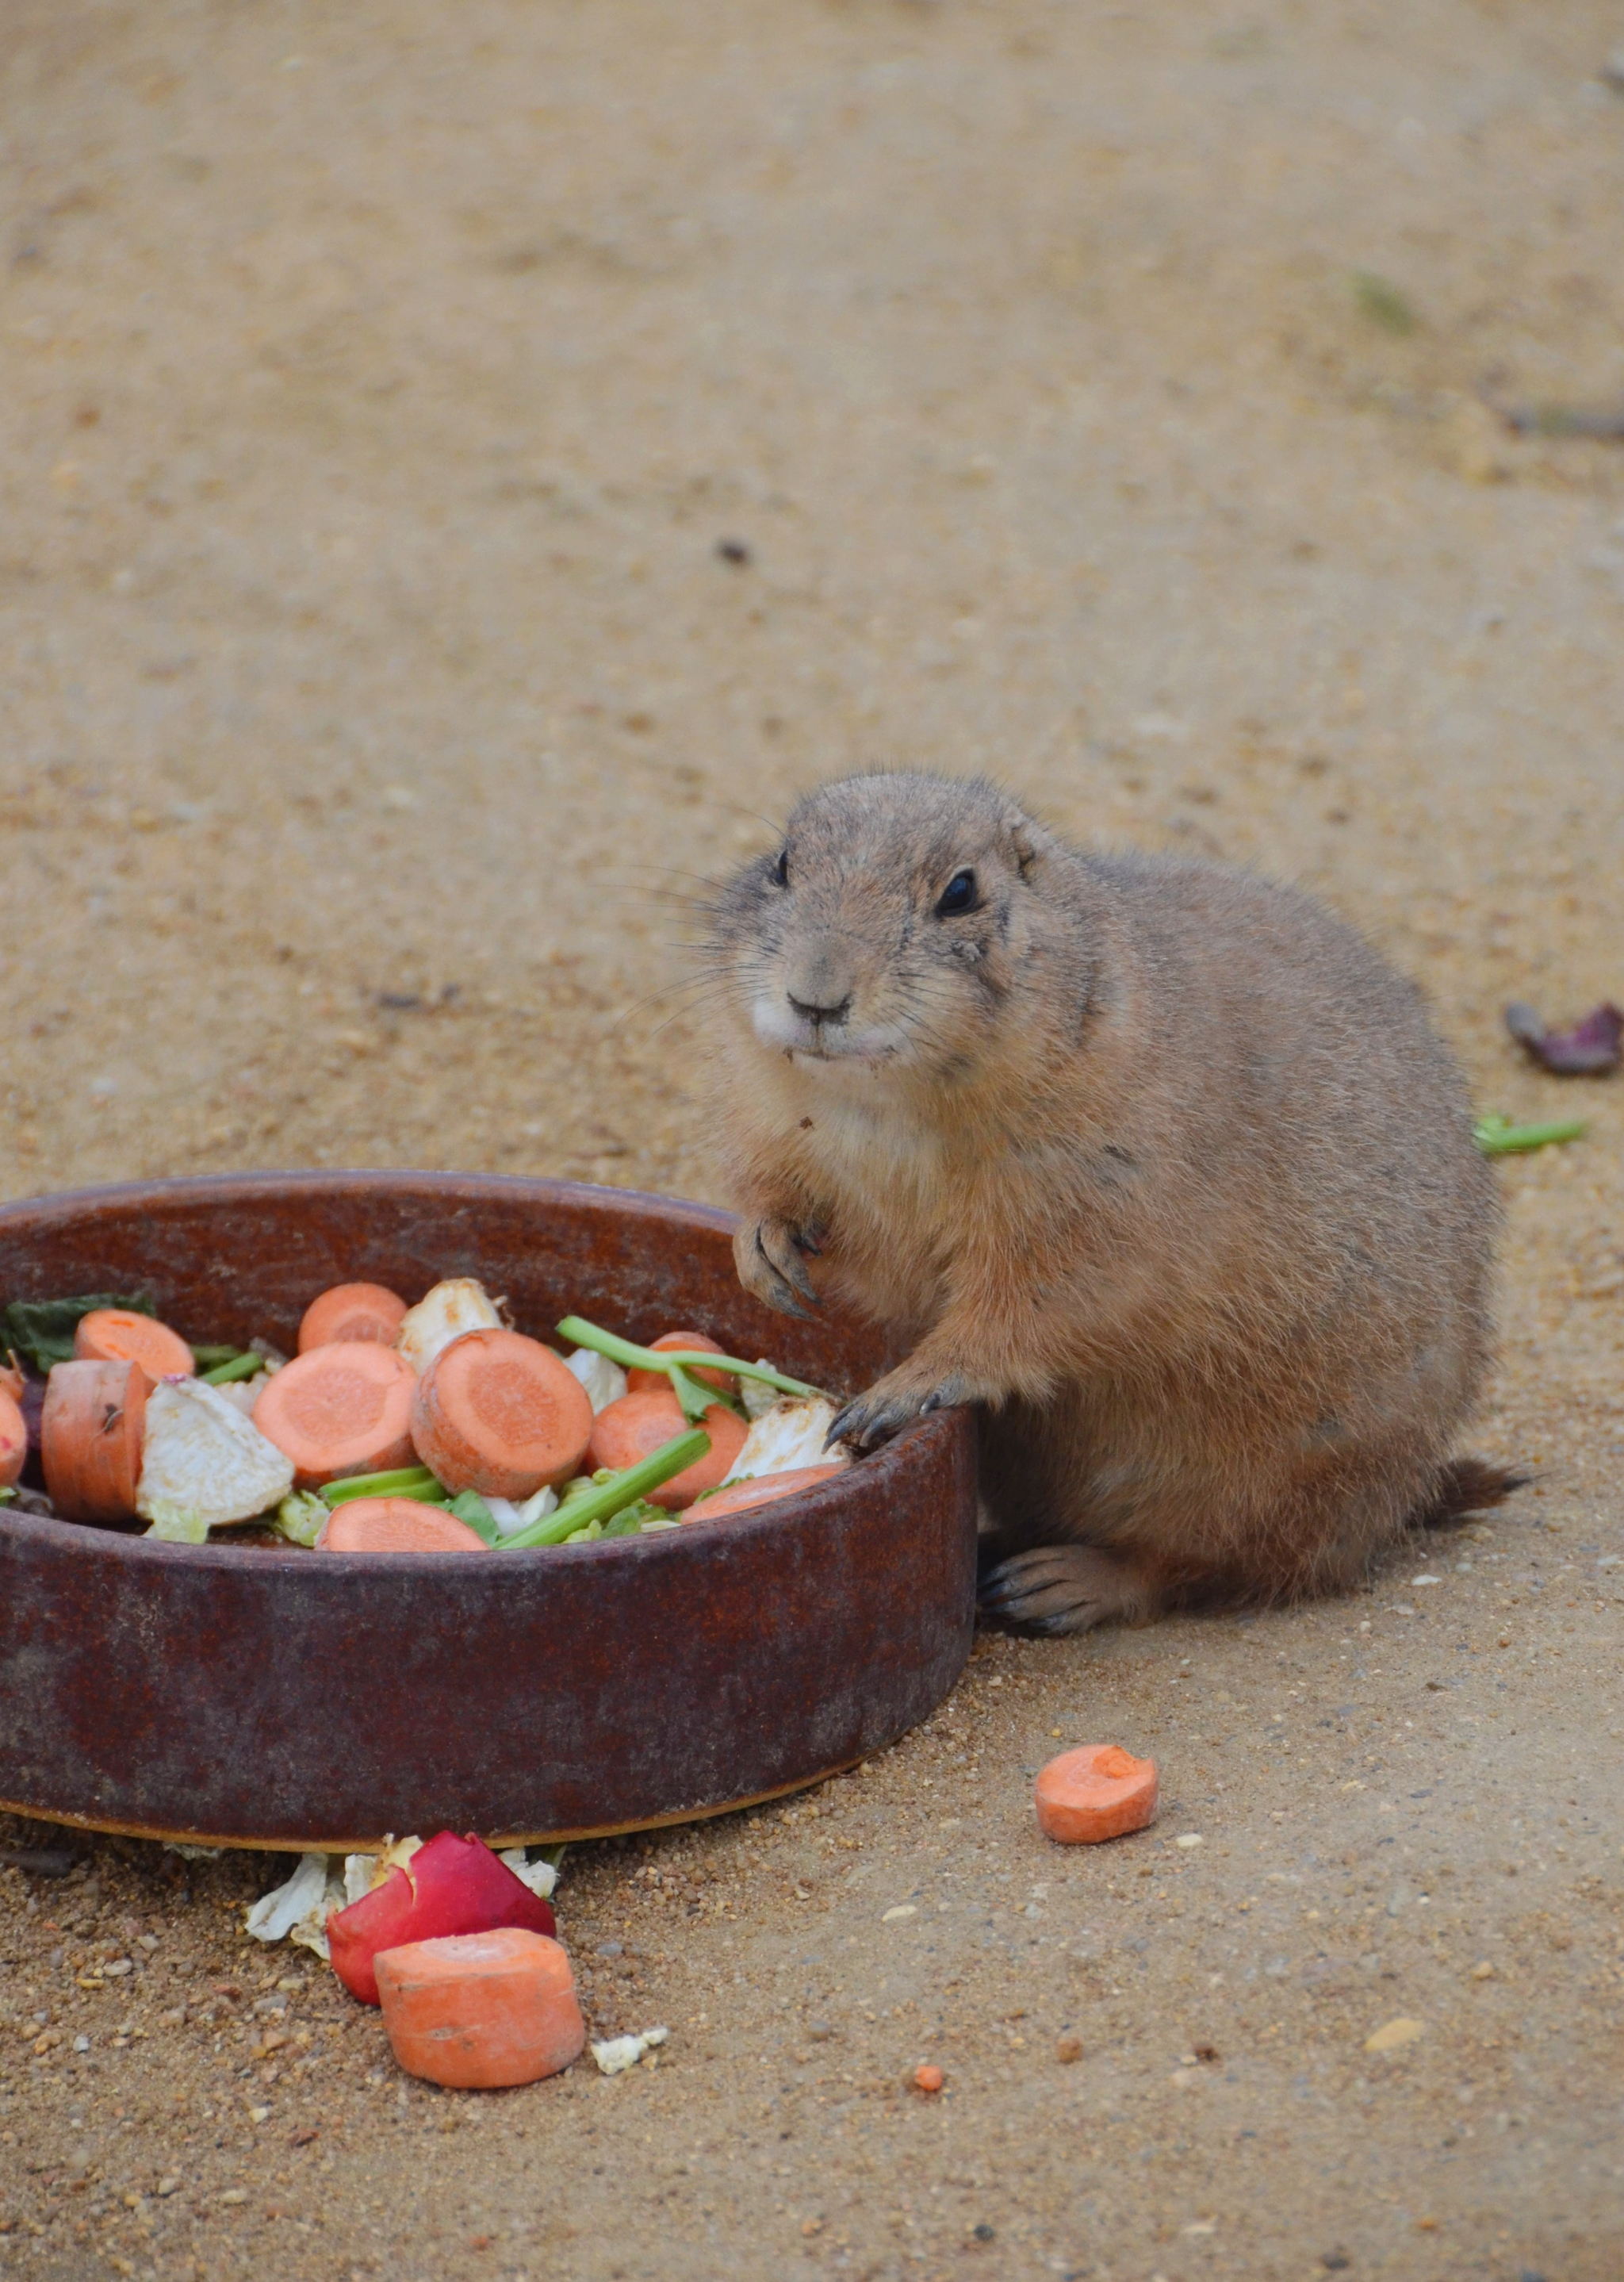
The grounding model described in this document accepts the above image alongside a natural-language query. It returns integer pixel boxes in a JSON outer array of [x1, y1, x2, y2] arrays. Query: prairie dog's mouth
[[750, 994, 909, 1067]]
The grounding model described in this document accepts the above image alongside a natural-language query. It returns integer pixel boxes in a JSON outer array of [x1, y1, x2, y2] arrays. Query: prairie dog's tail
[[1415, 1456, 1528, 1531]]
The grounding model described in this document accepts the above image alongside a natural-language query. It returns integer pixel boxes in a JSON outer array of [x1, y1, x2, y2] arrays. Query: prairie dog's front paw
[[828, 1371, 975, 1452], [733, 1215, 820, 1318]]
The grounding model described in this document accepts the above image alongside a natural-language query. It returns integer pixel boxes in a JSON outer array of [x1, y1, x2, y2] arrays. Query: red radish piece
[[377, 1928, 585, 2088], [1034, 1744, 1159, 1844], [626, 1329, 736, 1396], [327, 1830, 557, 2007], [251, 1342, 417, 1490], [685, 1464, 844, 1522], [73, 1308, 193, 1383], [0, 1386, 26, 1489], [587, 1388, 746, 1509], [410, 1329, 592, 1500], [319, 1497, 488, 1554], [40, 1360, 149, 1523], [297, 1283, 408, 1353]]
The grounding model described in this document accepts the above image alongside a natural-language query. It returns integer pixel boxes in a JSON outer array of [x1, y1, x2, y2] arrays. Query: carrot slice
[[588, 1389, 746, 1509], [627, 1329, 736, 1396], [252, 1343, 417, 1490], [297, 1282, 408, 1354], [72, 1308, 193, 1382], [410, 1329, 592, 1500], [319, 1496, 488, 1554], [0, 1387, 27, 1489], [40, 1360, 148, 1523], [376, 1927, 585, 2088], [1034, 1744, 1159, 1845], [685, 1464, 845, 1522]]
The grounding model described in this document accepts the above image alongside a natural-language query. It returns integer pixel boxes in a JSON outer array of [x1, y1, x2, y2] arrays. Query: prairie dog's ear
[[1003, 804, 1041, 878]]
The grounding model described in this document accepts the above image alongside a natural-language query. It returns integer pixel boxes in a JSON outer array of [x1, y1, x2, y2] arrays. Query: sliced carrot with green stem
[[410, 1329, 592, 1500], [40, 1360, 149, 1523], [73, 1308, 193, 1382], [298, 1282, 409, 1352], [588, 1389, 745, 1509], [500, 1425, 710, 1547], [627, 1330, 735, 1397], [252, 1342, 417, 1489], [556, 1315, 822, 1422]]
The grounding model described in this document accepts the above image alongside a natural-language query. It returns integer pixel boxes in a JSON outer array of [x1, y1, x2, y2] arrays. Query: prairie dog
[[703, 770, 1512, 1633]]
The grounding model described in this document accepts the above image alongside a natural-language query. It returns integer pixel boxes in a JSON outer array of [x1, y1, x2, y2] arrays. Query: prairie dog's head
[[710, 772, 1064, 1087]]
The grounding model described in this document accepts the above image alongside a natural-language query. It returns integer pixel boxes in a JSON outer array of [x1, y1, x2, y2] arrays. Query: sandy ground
[[3, 1, 1624, 2276]]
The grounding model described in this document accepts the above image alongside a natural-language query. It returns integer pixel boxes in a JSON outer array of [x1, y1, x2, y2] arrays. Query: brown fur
[[703, 772, 1512, 1634]]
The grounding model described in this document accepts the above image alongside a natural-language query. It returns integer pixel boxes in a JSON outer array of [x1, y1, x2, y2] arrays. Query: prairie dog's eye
[[935, 869, 978, 917], [772, 849, 789, 888]]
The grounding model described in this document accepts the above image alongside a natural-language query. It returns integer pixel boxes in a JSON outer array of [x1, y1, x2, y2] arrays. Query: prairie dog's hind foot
[[977, 1542, 1164, 1637]]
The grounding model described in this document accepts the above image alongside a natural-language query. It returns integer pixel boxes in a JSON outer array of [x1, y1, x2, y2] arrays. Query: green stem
[[500, 1428, 710, 1548], [556, 1316, 824, 1405], [201, 1351, 264, 1386], [1473, 1114, 1588, 1156], [322, 1466, 449, 1509]]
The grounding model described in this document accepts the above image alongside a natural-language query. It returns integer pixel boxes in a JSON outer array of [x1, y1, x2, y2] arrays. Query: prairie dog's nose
[[784, 937, 854, 1026], [787, 989, 852, 1026]]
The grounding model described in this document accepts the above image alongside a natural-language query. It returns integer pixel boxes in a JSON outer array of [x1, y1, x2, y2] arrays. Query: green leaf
[[1473, 1111, 1588, 1156], [448, 1490, 501, 1545], [321, 1466, 446, 1509], [201, 1351, 263, 1386], [2, 1292, 157, 1374]]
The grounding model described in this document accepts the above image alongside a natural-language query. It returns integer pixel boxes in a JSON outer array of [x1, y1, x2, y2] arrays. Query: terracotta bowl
[[0, 1173, 976, 1851]]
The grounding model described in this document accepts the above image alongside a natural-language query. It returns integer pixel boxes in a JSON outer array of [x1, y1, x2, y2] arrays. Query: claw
[[756, 1226, 818, 1309]]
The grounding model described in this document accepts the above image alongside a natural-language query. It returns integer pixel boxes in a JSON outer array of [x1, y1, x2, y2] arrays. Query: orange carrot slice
[[1034, 1744, 1159, 1845], [40, 1360, 149, 1523], [685, 1464, 845, 1522], [588, 1388, 746, 1509], [72, 1308, 193, 1382], [319, 1496, 488, 1554], [251, 1343, 417, 1490], [376, 1927, 585, 2088], [627, 1329, 736, 1396], [0, 1387, 27, 1489], [409, 1329, 592, 1500], [297, 1282, 408, 1354]]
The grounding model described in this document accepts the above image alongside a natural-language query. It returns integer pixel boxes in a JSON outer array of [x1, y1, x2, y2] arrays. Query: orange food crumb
[[911, 2063, 945, 2095]]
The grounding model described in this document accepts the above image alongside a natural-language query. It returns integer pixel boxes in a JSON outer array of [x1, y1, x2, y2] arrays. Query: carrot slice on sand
[[377, 1928, 585, 2088], [627, 1330, 736, 1396], [252, 1343, 417, 1490], [319, 1496, 488, 1554], [40, 1360, 149, 1523], [685, 1464, 844, 1522], [297, 1283, 408, 1354], [410, 1329, 592, 1501], [1034, 1744, 1159, 1845], [0, 1387, 27, 1488], [588, 1389, 745, 1509], [72, 1308, 193, 1382]]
